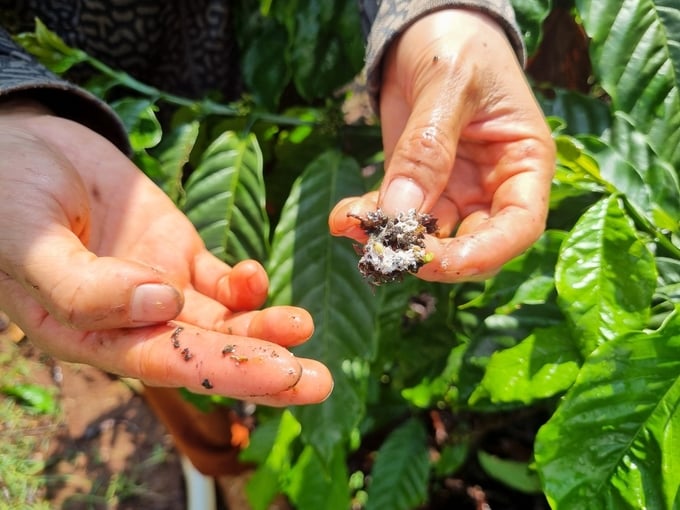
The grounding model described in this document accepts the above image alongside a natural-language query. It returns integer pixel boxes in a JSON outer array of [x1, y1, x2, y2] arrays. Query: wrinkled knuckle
[[393, 125, 455, 176]]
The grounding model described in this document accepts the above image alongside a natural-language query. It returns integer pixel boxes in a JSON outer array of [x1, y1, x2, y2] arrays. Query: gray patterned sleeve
[[362, 0, 525, 111], [0, 27, 130, 154]]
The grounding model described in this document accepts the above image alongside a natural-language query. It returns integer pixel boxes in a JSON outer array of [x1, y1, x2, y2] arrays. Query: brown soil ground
[[0, 313, 187, 510]]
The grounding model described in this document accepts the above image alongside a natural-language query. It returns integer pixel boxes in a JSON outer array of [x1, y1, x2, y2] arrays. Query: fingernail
[[382, 177, 425, 215], [131, 284, 182, 323]]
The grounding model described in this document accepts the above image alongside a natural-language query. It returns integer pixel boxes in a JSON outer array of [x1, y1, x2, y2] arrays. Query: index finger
[[65, 321, 333, 404]]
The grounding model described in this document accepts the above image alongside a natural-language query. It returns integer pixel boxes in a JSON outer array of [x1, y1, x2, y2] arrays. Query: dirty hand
[[330, 9, 555, 282], [0, 101, 332, 406]]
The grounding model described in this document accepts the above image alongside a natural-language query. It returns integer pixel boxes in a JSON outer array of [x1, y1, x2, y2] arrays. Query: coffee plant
[[16, 0, 680, 508]]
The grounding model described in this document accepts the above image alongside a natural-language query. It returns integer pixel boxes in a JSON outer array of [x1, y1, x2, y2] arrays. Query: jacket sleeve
[[0, 27, 131, 154], [360, 0, 525, 111]]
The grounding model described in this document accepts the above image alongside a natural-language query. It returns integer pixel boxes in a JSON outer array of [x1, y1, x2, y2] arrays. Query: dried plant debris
[[349, 208, 438, 285]]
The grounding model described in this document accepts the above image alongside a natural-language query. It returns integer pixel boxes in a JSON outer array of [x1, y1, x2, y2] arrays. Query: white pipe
[[180, 454, 216, 510]]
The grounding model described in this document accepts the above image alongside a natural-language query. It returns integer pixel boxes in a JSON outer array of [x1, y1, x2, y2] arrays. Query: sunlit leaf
[[13, 18, 88, 73], [183, 131, 270, 264], [604, 112, 680, 233], [535, 308, 680, 509], [267, 150, 373, 463], [470, 325, 580, 406], [555, 195, 656, 356], [461, 230, 564, 313], [576, 0, 680, 167]]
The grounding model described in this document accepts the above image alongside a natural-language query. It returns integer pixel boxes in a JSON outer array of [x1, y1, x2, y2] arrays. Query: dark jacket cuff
[[364, 0, 526, 113], [0, 27, 131, 155]]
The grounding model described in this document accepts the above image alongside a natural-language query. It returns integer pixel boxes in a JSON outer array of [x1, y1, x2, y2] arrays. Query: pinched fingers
[[328, 193, 379, 243]]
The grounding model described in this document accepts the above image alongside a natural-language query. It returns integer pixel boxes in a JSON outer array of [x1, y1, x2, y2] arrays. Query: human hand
[[330, 9, 555, 282], [0, 101, 332, 406]]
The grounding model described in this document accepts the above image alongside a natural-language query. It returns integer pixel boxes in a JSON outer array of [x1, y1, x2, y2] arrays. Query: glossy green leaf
[[576, 0, 680, 167], [535, 308, 680, 510], [183, 131, 270, 265], [111, 97, 162, 152], [365, 418, 430, 510], [552, 134, 611, 198], [470, 325, 580, 406], [550, 135, 606, 224], [511, 0, 552, 55], [604, 112, 680, 233], [287, 446, 351, 510], [577, 135, 652, 218], [478, 450, 542, 494], [267, 150, 374, 463], [555, 195, 656, 356]]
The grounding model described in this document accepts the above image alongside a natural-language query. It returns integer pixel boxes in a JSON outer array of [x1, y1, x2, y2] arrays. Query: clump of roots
[[349, 208, 438, 285]]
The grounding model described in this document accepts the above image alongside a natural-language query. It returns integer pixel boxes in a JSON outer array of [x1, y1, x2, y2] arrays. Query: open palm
[[0, 105, 332, 406]]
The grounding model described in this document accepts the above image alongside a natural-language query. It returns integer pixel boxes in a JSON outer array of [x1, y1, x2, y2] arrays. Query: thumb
[[377, 13, 480, 216], [5, 228, 183, 330], [378, 68, 474, 216]]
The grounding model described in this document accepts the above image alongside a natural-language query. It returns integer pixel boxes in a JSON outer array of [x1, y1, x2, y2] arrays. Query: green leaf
[[402, 344, 467, 408], [242, 410, 301, 510], [604, 112, 680, 233], [183, 131, 270, 265], [110, 97, 162, 152], [555, 195, 656, 356], [286, 446, 351, 510], [146, 121, 200, 204], [537, 88, 611, 136], [1, 383, 57, 415], [365, 418, 430, 510], [470, 325, 580, 406], [14, 18, 88, 73], [267, 150, 374, 463], [478, 450, 542, 494], [238, 14, 291, 110], [434, 442, 469, 477], [286, 0, 364, 100], [552, 134, 611, 199], [535, 308, 680, 510], [510, 0, 553, 55], [461, 230, 564, 314], [576, 0, 680, 167]]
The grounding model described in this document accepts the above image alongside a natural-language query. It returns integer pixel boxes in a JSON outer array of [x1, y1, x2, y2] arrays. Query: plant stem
[[84, 55, 316, 127], [621, 195, 680, 258]]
